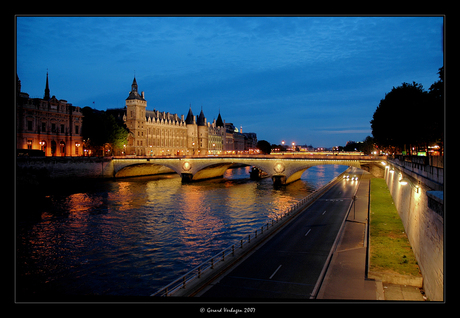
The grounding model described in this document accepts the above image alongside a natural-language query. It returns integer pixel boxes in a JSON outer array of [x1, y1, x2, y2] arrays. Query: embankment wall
[[384, 166, 444, 301]]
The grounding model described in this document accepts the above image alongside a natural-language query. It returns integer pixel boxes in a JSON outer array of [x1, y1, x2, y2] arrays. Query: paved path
[[317, 172, 425, 301], [317, 172, 378, 300], [197, 167, 363, 299]]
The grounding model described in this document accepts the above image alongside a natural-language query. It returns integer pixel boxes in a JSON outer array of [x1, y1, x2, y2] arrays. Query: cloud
[[16, 16, 443, 148], [320, 129, 371, 135]]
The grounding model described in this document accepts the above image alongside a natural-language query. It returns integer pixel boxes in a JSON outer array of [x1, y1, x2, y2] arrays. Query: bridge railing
[[150, 167, 351, 297], [393, 155, 443, 169], [113, 154, 387, 161]]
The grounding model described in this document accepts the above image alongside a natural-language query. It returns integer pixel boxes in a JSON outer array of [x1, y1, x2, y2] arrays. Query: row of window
[[27, 120, 80, 134], [136, 138, 186, 147], [136, 128, 187, 137]]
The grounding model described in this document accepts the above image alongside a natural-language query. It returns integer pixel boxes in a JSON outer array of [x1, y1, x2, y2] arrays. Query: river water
[[16, 164, 347, 298]]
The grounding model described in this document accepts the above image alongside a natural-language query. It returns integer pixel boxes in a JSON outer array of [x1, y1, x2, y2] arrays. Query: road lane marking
[[305, 229, 311, 236], [269, 265, 282, 279], [322, 210, 326, 215]]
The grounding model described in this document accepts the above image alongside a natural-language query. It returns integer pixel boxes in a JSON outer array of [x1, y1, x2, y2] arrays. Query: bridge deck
[[113, 154, 385, 161]]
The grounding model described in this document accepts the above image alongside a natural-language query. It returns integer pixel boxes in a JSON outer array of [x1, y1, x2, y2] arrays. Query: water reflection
[[16, 165, 347, 298]]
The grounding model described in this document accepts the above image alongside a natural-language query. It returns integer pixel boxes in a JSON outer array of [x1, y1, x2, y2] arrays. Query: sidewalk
[[317, 172, 425, 301], [317, 171, 378, 300]]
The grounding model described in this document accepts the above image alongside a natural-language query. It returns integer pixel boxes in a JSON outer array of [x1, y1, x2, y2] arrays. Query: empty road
[[197, 167, 362, 299]]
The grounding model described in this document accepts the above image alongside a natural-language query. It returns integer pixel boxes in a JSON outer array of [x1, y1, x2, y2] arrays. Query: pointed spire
[[185, 105, 195, 124], [216, 110, 224, 127], [126, 76, 145, 100], [131, 76, 138, 92], [44, 71, 50, 100], [197, 107, 206, 126]]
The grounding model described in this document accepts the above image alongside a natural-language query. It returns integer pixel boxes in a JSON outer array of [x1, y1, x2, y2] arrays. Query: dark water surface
[[16, 164, 347, 298]]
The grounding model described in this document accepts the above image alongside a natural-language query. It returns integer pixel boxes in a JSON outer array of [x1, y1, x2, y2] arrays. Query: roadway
[[196, 167, 363, 299]]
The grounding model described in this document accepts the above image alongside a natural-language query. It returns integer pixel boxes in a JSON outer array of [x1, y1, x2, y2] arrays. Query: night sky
[[16, 16, 444, 148]]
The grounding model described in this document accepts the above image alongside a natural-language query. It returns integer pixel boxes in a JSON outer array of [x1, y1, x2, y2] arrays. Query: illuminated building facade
[[120, 77, 255, 156], [122, 77, 188, 156], [16, 73, 84, 156]]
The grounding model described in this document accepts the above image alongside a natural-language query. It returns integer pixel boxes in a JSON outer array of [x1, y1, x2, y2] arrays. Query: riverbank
[[369, 178, 423, 286]]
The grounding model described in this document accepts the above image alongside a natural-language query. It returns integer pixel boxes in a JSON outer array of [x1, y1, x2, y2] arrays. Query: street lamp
[[292, 142, 295, 152]]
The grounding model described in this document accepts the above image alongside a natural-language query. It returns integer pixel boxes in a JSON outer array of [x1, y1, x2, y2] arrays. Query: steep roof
[[216, 111, 224, 127], [126, 77, 145, 101], [197, 108, 206, 126], [185, 106, 195, 124]]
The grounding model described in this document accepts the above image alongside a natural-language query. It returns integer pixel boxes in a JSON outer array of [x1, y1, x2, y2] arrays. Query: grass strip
[[369, 178, 421, 277]]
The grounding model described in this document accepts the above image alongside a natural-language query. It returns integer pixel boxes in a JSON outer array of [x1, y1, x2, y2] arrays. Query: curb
[[368, 271, 423, 288]]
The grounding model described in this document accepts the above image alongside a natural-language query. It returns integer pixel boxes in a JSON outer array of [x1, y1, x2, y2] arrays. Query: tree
[[271, 143, 287, 152], [81, 107, 129, 156], [370, 82, 436, 154], [370, 67, 444, 154], [361, 136, 375, 155], [428, 67, 444, 149], [106, 114, 129, 154], [256, 140, 271, 154]]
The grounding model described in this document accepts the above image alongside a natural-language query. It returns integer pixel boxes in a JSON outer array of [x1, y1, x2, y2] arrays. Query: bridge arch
[[114, 163, 178, 178], [112, 158, 184, 178], [180, 159, 273, 182], [111, 155, 385, 185]]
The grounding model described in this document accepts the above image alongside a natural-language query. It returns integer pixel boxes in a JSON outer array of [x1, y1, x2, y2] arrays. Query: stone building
[[113, 77, 256, 156], [122, 77, 188, 156], [16, 73, 84, 156]]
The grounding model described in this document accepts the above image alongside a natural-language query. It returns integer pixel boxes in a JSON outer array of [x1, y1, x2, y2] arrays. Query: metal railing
[[151, 168, 351, 297]]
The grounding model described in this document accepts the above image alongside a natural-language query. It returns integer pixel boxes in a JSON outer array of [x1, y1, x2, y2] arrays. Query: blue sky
[[16, 16, 444, 147]]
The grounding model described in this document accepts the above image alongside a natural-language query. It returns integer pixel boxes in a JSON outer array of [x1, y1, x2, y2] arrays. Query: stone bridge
[[112, 154, 387, 185]]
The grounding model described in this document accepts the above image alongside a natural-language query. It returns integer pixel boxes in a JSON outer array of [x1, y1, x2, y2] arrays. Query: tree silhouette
[[256, 140, 272, 154], [370, 67, 443, 154]]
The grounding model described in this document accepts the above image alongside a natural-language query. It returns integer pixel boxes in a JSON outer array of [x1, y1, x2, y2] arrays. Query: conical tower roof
[[216, 111, 224, 127], [185, 106, 195, 124], [197, 108, 206, 126]]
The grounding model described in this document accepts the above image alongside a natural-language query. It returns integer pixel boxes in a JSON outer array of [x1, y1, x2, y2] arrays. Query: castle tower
[[125, 77, 147, 155], [185, 106, 198, 154], [197, 108, 208, 154]]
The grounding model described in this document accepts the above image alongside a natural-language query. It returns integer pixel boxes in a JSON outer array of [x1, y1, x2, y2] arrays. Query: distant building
[[121, 77, 188, 156], [242, 132, 258, 152], [16, 73, 84, 156], [113, 77, 256, 156]]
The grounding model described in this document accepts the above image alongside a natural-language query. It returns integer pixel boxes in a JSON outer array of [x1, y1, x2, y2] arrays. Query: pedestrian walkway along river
[[16, 164, 347, 298]]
